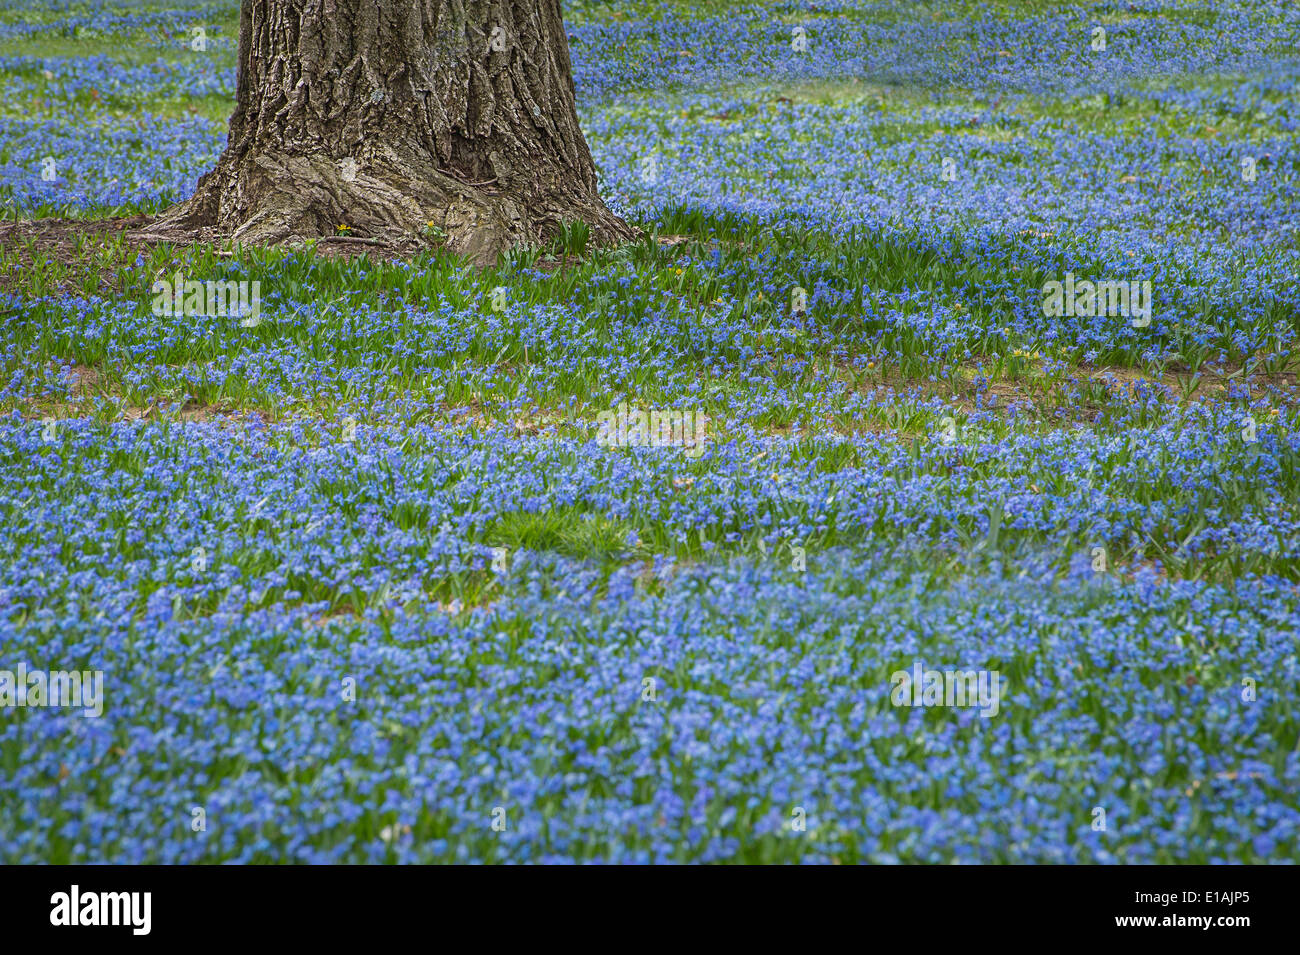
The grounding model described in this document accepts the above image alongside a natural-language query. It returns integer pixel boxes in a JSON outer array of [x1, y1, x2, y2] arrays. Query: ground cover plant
[[0, 0, 1298, 863]]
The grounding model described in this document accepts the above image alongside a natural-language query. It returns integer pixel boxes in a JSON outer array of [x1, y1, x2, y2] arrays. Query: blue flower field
[[1, 0, 1298, 863]]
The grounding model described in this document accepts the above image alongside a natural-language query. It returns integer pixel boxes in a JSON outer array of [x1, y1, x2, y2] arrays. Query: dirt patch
[[1082, 362, 1299, 403], [64, 363, 101, 396], [13, 361, 275, 428], [844, 357, 1297, 413], [0, 215, 150, 295], [0, 214, 431, 297]]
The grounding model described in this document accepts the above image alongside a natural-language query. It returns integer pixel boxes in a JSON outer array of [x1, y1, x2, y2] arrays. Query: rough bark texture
[[138, 0, 636, 262]]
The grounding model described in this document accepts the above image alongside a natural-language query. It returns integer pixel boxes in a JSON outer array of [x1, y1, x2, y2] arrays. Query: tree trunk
[[139, 0, 636, 263]]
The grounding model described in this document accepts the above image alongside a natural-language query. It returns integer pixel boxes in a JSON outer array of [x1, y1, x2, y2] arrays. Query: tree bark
[[139, 0, 636, 263]]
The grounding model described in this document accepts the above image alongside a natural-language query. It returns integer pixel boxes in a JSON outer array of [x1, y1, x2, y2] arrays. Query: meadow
[[0, 0, 1298, 863]]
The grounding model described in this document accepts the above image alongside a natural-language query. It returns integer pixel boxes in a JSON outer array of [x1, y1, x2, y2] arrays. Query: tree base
[[133, 145, 637, 264], [135, 0, 636, 264]]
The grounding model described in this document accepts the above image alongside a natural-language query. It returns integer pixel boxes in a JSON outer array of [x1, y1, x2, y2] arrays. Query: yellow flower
[[867, 361, 876, 369]]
